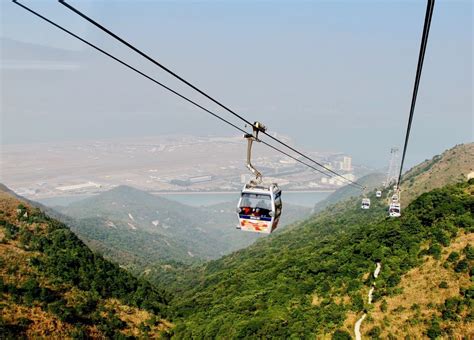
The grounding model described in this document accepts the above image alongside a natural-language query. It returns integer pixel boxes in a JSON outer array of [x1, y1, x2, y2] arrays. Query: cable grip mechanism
[[244, 122, 266, 184]]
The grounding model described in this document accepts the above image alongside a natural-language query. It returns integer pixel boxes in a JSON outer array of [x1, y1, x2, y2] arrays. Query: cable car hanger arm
[[245, 122, 266, 183], [58, 0, 366, 190]]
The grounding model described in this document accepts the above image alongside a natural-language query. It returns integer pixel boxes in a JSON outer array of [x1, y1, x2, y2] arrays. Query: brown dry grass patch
[[401, 143, 474, 206], [1, 303, 74, 338], [364, 232, 474, 338], [104, 298, 171, 338], [0, 243, 38, 286]]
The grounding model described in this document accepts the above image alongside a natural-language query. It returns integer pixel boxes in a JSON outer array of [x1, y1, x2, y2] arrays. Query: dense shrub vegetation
[[0, 203, 170, 338], [170, 181, 473, 338], [1, 179, 472, 338]]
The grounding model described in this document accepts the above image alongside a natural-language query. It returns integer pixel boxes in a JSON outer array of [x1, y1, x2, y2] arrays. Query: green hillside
[[0, 187, 171, 338], [2, 145, 472, 338], [57, 186, 258, 263], [55, 186, 311, 285], [170, 180, 474, 338]]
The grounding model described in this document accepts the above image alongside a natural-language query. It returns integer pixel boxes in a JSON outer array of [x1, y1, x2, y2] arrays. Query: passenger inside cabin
[[239, 193, 272, 218]]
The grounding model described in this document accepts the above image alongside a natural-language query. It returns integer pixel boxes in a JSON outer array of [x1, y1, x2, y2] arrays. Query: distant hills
[[313, 172, 386, 214], [1, 143, 472, 338], [0, 185, 170, 338], [313, 143, 473, 213], [53, 186, 311, 283]]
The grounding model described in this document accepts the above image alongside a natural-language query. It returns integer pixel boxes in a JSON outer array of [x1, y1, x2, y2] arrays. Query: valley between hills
[[1, 143, 473, 338]]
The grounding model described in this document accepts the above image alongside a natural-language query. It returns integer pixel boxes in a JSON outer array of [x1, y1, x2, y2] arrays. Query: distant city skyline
[[1, 0, 472, 170]]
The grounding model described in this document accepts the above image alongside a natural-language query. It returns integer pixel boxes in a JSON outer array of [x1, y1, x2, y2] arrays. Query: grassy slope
[[359, 232, 473, 338], [170, 180, 473, 338], [0, 188, 171, 339], [400, 143, 474, 206]]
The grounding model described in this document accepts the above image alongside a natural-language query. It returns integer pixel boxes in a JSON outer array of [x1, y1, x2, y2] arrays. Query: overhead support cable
[[12, 0, 337, 182], [58, 0, 365, 190], [397, 0, 435, 187]]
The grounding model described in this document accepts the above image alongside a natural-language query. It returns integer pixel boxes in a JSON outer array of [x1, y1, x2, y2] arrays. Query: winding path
[[355, 262, 381, 340]]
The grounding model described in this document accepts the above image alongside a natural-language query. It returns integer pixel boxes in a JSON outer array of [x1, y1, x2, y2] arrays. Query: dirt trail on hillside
[[355, 262, 381, 340]]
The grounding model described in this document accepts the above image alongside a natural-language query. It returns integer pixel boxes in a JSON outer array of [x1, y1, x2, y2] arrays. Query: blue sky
[[1, 0, 472, 168]]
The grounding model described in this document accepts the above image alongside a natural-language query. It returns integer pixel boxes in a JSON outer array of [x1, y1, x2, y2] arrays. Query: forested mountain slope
[[0, 186, 171, 338], [170, 181, 473, 338], [58, 186, 232, 263], [55, 186, 310, 284], [400, 143, 474, 205]]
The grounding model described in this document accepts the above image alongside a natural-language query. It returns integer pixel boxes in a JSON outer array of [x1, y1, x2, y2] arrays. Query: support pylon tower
[[385, 147, 399, 188]]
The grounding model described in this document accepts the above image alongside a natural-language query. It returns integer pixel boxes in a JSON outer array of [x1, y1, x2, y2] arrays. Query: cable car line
[[397, 0, 435, 188], [11, 0, 245, 135], [58, 0, 365, 190], [13, 0, 342, 185], [386, 0, 434, 218], [14, 0, 360, 188]]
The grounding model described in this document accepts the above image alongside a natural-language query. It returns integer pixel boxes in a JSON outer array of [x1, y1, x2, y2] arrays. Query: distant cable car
[[389, 187, 401, 217], [389, 202, 401, 217], [361, 198, 371, 210], [236, 122, 282, 234], [376, 190, 382, 198]]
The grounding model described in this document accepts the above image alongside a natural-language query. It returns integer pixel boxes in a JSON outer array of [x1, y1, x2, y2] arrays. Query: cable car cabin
[[237, 183, 282, 234], [376, 190, 382, 198], [361, 198, 371, 210], [389, 202, 401, 217]]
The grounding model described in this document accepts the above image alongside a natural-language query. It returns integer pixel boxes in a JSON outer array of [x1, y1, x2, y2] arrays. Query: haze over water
[[2, 0, 472, 170]]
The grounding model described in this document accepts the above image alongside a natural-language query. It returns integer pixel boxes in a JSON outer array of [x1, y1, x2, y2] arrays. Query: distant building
[[170, 179, 189, 187], [189, 175, 212, 184], [279, 157, 297, 165], [15, 188, 38, 196], [329, 178, 344, 186], [342, 156, 352, 171], [56, 182, 101, 191]]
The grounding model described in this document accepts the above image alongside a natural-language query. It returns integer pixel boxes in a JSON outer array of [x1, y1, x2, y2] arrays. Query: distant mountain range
[[1, 143, 472, 338], [53, 186, 311, 282]]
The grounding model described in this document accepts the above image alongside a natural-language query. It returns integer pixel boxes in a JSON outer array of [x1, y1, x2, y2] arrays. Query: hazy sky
[[1, 0, 472, 169]]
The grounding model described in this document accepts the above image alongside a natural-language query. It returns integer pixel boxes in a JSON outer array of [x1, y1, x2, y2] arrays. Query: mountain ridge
[[0, 185, 171, 338]]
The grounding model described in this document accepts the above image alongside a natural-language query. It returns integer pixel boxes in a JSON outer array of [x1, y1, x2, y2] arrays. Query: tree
[[332, 329, 352, 340]]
